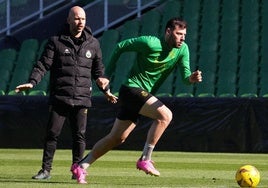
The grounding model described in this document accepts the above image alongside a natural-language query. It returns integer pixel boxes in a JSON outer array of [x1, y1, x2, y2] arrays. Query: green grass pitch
[[0, 149, 267, 187]]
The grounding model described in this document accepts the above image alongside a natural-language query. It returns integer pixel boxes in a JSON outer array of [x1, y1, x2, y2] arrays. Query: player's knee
[[159, 108, 173, 127], [108, 134, 127, 145], [114, 136, 127, 145]]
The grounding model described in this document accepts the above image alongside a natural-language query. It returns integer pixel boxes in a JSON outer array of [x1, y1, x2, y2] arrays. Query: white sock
[[79, 152, 96, 169], [141, 143, 155, 161], [81, 163, 90, 169]]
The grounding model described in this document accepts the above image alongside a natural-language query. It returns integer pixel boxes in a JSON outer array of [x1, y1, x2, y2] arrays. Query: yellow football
[[235, 165, 260, 187]]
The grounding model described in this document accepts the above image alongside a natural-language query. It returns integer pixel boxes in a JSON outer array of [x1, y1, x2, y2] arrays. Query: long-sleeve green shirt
[[106, 35, 192, 94]]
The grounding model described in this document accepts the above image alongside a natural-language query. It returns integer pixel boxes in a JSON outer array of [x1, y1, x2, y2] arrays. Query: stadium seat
[[237, 71, 258, 97], [259, 76, 268, 97], [37, 39, 48, 59], [8, 68, 30, 92], [201, 0, 220, 23], [34, 79, 49, 92], [183, 0, 200, 22], [28, 90, 47, 96], [174, 84, 194, 97], [140, 9, 162, 37], [221, 0, 240, 23], [217, 52, 238, 72], [218, 18, 239, 72], [173, 66, 195, 96], [0, 58, 16, 72], [0, 48, 17, 62], [0, 90, 5, 95], [0, 81, 8, 94], [0, 69, 11, 83], [198, 51, 218, 72], [199, 27, 219, 53], [160, 0, 181, 35], [216, 70, 237, 97], [195, 70, 216, 97], [100, 29, 120, 66], [119, 19, 140, 40], [261, 0, 268, 45], [241, 0, 259, 24], [17, 48, 37, 63], [259, 56, 268, 82], [219, 0, 240, 74], [20, 38, 39, 53], [238, 52, 259, 74], [182, 0, 200, 53], [0, 48, 17, 72], [7, 90, 26, 96]]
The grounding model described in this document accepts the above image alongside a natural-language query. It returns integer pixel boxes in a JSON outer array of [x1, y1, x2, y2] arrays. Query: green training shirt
[[106, 35, 192, 94]]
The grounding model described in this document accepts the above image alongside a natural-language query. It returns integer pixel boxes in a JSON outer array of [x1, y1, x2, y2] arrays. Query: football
[[235, 165, 260, 187]]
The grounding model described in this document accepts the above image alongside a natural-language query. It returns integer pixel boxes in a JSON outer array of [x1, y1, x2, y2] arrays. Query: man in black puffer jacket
[[15, 6, 117, 180]]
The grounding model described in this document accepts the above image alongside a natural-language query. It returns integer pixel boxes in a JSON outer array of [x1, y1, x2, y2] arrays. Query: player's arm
[[105, 36, 154, 77], [178, 44, 202, 84], [95, 77, 117, 104]]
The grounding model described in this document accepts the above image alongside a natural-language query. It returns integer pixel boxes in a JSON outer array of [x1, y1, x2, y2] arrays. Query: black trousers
[[41, 104, 88, 172]]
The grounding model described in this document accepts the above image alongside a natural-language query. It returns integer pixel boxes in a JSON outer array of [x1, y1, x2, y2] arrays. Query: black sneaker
[[71, 174, 76, 180], [32, 169, 51, 179]]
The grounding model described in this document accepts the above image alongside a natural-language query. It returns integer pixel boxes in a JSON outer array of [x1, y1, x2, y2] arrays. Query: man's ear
[[165, 28, 171, 36]]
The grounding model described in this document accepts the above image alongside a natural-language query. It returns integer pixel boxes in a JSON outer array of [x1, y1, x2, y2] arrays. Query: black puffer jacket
[[29, 26, 105, 107]]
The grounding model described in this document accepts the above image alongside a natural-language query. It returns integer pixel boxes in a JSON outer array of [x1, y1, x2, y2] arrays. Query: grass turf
[[0, 149, 267, 187]]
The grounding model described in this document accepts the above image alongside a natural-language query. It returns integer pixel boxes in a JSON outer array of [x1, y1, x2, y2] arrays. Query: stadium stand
[[216, 70, 237, 97], [173, 70, 194, 97], [140, 9, 162, 37], [0, 48, 17, 72], [155, 73, 174, 97], [195, 70, 216, 97], [37, 39, 48, 59], [28, 90, 47, 96], [237, 71, 258, 97], [99, 29, 120, 66], [1, 0, 267, 98], [0, 69, 10, 94], [8, 68, 30, 93]]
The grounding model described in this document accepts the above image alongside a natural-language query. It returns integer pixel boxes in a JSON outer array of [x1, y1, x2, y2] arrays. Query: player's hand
[[96, 77, 109, 90], [104, 90, 118, 104], [189, 70, 202, 83], [15, 83, 33, 93]]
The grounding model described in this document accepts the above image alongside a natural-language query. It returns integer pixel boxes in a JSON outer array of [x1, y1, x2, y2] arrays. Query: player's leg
[[140, 95, 172, 146], [71, 119, 136, 183], [136, 95, 172, 176], [83, 119, 135, 163]]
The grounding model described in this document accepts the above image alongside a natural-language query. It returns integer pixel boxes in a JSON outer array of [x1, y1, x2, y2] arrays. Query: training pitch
[[0, 149, 267, 187]]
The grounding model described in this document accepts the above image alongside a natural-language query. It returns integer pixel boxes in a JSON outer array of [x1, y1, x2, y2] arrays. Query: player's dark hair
[[165, 17, 187, 31]]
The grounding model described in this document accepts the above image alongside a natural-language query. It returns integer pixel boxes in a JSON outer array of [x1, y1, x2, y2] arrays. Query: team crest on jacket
[[86, 50, 91, 58], [64, 48, 70, 54]]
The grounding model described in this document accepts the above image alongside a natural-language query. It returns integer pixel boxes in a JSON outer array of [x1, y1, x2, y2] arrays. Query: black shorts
[[117, 85, 153, 122]]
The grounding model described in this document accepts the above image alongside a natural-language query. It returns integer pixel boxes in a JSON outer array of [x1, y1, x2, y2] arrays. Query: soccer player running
[[71, 17, 202, 184]]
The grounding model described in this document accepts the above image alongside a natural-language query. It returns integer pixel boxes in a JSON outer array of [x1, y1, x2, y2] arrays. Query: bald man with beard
[[16, 6, 117, 180]]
